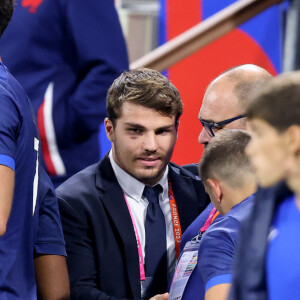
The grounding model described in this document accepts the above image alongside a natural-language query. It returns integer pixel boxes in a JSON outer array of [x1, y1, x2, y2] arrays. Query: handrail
[[130, 0, 284, 71]]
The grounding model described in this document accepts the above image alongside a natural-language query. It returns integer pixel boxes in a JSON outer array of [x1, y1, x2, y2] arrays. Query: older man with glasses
[[183, 64, 271, 176], [183, 64, 273, 254], [200, 114, 246, 138], [198, 64, 272, 147]]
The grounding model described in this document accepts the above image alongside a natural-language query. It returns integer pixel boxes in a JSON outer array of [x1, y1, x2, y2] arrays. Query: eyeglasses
[[199, 114, 246, 137]]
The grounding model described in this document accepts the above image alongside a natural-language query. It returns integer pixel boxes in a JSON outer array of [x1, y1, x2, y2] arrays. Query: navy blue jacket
[[57, 155, 209, 300], [0, 0, 128, 186], [230, 182, 292, 300]]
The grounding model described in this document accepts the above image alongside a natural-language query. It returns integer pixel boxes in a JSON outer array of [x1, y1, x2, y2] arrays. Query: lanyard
[[168, 180, 182, 258], [200, 206, 220, 233], [123, 180, 182, 281], [123, 191, 146, 280], [169, 206, 219, 300]]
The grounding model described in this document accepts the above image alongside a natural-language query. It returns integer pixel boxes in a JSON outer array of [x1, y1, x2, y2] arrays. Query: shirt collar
[[109, 150, 169, 203], [227, 193, 256, 216]]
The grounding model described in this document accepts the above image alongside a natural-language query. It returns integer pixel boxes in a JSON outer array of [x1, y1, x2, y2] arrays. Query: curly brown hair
[[106, 68, 183, 126]]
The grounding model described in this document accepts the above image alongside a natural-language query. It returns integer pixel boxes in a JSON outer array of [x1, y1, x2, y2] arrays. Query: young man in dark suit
[[57, 68, 209, 300]]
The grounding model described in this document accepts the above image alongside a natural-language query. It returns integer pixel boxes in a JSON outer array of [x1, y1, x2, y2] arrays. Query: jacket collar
[[95, 155, 141, 299], [94, 156, 205, 298]]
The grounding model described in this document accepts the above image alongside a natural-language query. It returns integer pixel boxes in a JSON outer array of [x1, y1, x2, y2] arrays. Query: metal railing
[[130, 0, 284, 71]]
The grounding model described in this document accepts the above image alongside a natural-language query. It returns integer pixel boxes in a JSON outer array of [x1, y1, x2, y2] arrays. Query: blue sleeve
[[65, 0, 129, 137], [0, 86, 20, 170], [197, 217, 241, 291], [206, 274, 232, 291], [34, 167, 66, 256]]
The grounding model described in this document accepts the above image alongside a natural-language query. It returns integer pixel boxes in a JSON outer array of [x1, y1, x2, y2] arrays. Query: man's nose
[[198, 128, 212, 145], [143, 133, 158, 152]]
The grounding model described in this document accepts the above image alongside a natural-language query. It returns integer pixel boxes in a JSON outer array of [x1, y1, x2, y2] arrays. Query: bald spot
[[199, 64, 273, 125], [209, 64, 273, 106]]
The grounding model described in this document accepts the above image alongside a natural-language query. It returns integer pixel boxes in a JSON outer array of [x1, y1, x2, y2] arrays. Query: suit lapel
[[95, 156, 141, 299], [168, 165, 200, 233]]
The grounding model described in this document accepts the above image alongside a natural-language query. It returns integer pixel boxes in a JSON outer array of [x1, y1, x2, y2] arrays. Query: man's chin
[[137, 169, 165, 186]]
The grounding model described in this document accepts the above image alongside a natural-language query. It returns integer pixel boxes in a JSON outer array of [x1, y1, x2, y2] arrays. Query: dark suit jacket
[[57, 155, 209, 300], [230, 182, 292, 300], [181, 163, 199, 176]]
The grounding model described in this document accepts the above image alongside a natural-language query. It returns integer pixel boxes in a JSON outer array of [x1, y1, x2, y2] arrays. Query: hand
[[149, 292, 170, 300]]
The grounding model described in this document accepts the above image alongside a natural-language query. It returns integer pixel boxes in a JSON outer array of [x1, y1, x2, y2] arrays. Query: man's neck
[[223, 180, 256, 215], [108, 151, 169, 197], [286, 170, 300, 211]]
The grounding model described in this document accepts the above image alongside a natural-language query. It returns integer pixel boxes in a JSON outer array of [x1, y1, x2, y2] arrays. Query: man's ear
[[206, 178, 223, 204], [104, 118, 115, 142], [175, 119, 180, 138], [285, 125, 300, 156], [245, 119, 250, 131]]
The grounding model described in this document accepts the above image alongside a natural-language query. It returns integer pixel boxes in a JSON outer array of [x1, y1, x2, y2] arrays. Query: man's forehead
[[116, 102, 177, 128], [199, 81, 241, 121]]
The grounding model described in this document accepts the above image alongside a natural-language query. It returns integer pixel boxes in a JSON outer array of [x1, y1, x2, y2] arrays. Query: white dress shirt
[[109, 151, 176, 279]]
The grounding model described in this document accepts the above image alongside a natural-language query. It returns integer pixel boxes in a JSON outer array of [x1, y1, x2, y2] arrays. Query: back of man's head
[[199, 130, 253, 190], [106, 68, 183, 126], [0, 0, 13, 37]]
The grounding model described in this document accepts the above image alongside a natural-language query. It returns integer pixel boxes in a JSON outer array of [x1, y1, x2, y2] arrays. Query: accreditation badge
[[169, 233, 202, 300]]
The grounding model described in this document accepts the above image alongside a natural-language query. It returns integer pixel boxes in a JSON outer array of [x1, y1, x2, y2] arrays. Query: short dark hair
[[199, 130, 252, 188], [106, 68, 183, 125], [247, 71, 300, 132], [0, 0, 13, 37]]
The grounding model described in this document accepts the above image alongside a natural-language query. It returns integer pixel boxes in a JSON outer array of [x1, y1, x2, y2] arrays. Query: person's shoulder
[[169, 161, 200, 179], [204, 198, 257, 248], [208, 215, 240, 234], [0, 62, 29, 108], [256, 181, 293, 206], [0, 62, 18, 92], [226, 195, 256, 224], [0, 61, 8, 81], [181, 163, 199, 176], [240, 183, 291, 231], [56, 162, 100, 201], [197, 215, 238, 276], [169, 161, 210, 211], [203, 213, 241, 248], [180, 202, 215, 249], [191, 202, 215, 229], [0, 63, 11, 97]]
